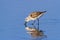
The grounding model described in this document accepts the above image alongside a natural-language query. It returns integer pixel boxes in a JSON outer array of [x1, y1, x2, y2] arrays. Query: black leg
[[31, 20, 36, 29], [37, 18, 39, 30], [32, 20, 36, 25], [32, 23, 36, 29]]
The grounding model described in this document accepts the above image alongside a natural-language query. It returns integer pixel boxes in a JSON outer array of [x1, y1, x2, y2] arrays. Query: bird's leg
[[32, 23, 36, 29], [37, 18, 39, 30], [31, 20, 36, 29], [32, 20, 35, 25]]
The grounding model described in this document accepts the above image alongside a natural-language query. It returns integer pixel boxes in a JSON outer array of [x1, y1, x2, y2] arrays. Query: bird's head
[[25, 16, 31, 22]]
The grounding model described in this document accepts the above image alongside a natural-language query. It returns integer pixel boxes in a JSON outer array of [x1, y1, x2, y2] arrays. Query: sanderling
[[25, 11, 46, 22]]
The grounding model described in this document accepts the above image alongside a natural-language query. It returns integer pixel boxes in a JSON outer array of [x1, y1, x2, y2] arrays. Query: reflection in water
[[25, 27, 47, 40]]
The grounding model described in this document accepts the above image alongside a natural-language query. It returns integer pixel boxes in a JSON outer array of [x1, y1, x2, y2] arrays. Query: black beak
[[41, 11, 47, 13]]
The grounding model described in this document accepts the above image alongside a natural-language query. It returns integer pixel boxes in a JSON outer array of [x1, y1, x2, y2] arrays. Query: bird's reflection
[[25, 27, 47, 40]]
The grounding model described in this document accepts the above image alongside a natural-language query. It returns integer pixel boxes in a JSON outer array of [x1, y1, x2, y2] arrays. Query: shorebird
[[25, 11, 46, 22], [24, 11, 46, 29], [25, 27, 45, 37]]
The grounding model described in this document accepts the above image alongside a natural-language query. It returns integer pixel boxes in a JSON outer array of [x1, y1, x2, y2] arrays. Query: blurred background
[[0, 0, 60, 40]]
